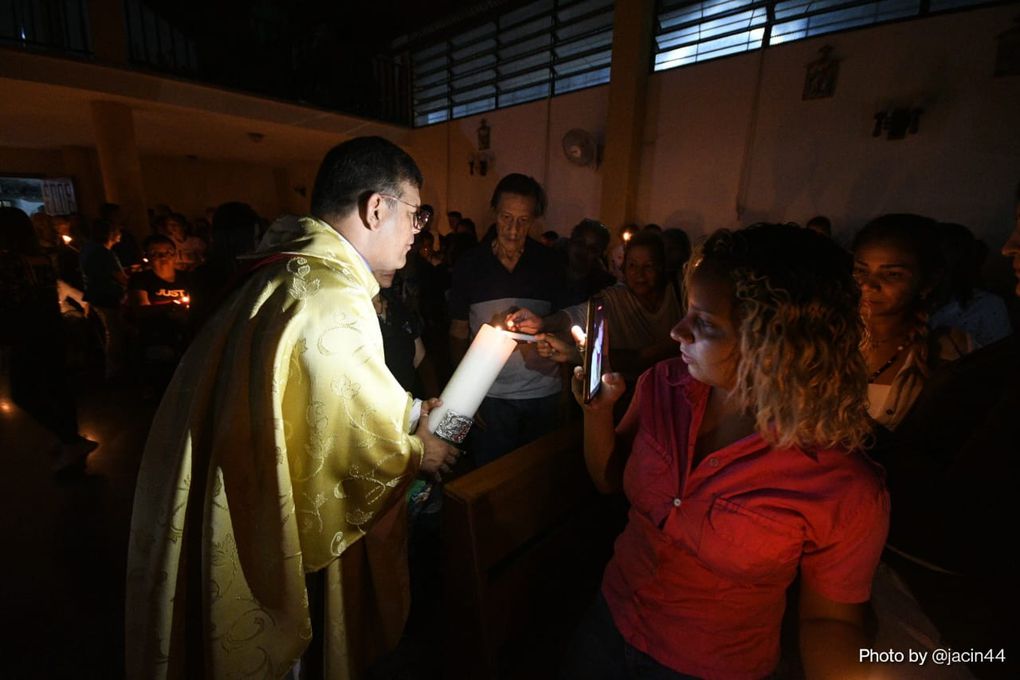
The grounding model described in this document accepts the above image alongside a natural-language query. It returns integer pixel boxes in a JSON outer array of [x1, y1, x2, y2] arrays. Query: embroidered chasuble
[[125, 216, 424, 679]]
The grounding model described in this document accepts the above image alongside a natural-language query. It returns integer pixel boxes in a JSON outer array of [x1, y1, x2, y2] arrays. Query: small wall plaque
[[804, 45, 840, 100]]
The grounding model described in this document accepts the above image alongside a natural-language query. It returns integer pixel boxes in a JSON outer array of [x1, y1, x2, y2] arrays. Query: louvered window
[[654, 0, 1001, 72], [411, 0, 614, 127]]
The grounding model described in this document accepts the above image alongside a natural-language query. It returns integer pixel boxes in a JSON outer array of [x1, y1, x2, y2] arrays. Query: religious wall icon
[[477, 118, 491, 151], [470, 119, 494, 176], [803, 46, 840, 100]]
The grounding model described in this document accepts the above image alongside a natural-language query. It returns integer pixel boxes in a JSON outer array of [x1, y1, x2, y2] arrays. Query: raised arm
[[568, 325, 632, 493]]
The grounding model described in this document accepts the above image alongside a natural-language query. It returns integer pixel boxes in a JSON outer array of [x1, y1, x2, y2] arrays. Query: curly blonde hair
[[688, 224, 871, 451]]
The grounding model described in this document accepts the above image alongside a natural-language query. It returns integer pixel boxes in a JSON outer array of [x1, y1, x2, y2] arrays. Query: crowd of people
[[2, 136, 1017, 678]]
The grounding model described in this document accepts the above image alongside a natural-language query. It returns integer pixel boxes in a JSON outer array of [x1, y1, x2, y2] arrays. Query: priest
[[125, 137, 458, 679]]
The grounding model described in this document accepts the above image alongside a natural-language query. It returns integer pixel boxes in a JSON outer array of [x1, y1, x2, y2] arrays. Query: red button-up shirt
[[602, 359, 889, 679]]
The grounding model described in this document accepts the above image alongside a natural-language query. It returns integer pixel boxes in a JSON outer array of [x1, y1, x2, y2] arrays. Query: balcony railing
[[0, 0, 431, 128], [0, 0, 92, 56]]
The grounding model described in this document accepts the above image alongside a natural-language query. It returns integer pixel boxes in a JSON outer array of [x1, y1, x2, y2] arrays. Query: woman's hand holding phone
[[570, 324, 625, 412]]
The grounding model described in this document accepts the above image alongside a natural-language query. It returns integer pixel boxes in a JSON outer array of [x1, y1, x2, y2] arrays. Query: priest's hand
[[417, 398, 460, 480]]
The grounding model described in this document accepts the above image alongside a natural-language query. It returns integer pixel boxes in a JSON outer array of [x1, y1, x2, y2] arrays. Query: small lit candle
[[61, 234, 72, 245], [428, 324, 518, 444]]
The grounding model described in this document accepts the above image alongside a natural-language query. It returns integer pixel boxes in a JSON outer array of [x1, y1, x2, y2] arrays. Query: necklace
[[868, 342, 906, 383], [867, 330, 908, 349]]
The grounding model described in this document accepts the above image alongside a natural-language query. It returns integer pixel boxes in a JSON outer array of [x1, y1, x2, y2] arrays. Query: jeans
[[469, 392, 561, 466], [560, 595, 700, 680]]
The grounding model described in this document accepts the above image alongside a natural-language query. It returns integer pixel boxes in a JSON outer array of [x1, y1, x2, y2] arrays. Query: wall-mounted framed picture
[[804, 46, 840, 100]]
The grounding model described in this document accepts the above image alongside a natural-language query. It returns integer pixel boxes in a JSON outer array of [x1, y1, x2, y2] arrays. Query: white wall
[[411, 4, 1020, 251], [643, 4, 1020, 247], [409, 86, 608, 235], [140, 155, 314, 222]]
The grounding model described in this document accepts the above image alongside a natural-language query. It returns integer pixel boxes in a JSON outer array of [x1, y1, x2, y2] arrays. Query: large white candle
[[428, 323, 517, 443]]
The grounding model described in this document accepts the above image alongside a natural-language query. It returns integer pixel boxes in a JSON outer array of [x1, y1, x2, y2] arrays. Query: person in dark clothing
[[373, 269, 425, 395], [0, 207, 97, 474], [127, 235, 191, 388], [563, 218, 616, 306], [448, 173, 569, 465], [129, 235, 192, 306], [872, 199, 1020, 679], [80, 218, 128, 380], [188, 201, 260, 332], [102, 203, 143, 268]]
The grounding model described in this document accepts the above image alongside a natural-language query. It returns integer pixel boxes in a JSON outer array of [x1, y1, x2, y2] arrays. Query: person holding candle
[[0, 207, 98, 474], [510, 230, 682, 399], [128, 235, 192, 308], [562, 224, 889, 679], [126, 234, 192, 387], [125, 137, 459, 680], [448, 173, 570, 465]]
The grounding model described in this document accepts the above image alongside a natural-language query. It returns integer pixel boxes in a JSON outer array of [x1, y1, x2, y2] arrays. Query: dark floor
[[0, 356, 603, 680], [0, 358, 152, 679]]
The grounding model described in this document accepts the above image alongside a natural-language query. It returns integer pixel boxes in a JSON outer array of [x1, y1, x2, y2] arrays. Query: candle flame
[[61, 234, 72, 245]]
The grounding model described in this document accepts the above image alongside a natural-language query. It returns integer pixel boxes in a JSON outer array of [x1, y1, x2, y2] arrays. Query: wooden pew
[[441, 421, 624, 679]]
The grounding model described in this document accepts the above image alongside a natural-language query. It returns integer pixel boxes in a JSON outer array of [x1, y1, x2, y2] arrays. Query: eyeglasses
[[380, 194, 433, 233]]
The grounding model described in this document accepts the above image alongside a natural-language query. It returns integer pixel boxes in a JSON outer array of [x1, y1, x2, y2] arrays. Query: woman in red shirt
[[564, 224, 889, 679]]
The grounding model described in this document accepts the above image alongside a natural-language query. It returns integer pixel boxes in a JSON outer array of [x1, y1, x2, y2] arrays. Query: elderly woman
[[562, 224, 889, 679]]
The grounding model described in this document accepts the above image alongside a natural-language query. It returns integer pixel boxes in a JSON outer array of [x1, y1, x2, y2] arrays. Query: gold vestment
[[126, 217, 424, 679]]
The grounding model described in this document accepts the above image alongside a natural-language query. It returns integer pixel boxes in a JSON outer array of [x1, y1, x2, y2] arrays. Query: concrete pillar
[[90, 100, 148, 236], [60, 146, 103, 221], [88, 0, 129, 64], [598, 0, 655, 233]]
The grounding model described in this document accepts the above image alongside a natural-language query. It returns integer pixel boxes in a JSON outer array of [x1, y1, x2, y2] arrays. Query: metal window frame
[[123, 0, 198, 74], [653, 0, 1004, 73], [411, 0, 615, 127]]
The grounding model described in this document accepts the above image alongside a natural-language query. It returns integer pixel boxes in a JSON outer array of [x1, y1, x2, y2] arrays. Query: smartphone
[[583, 296, 607, 403]]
